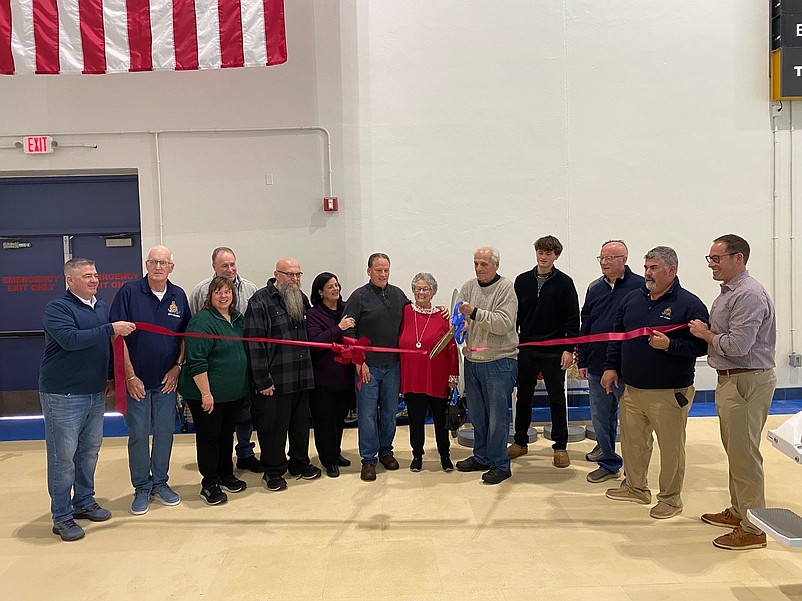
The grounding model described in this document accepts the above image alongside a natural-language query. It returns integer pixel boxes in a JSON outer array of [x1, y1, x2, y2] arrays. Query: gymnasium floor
[[2, 416, 802, 601]]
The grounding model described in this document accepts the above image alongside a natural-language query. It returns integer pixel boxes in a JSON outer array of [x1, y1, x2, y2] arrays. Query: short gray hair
[[474, 246, 500, 266], [644, 246, 678, 269], [64, 258, 95, 276], [411, 272, 438, 296]]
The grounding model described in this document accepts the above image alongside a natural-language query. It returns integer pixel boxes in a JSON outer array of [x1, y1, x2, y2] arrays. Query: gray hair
[[411, 272, 438, 296], [64, 258, 95, 276], [644, 246, 678, 269], [146, 245, 175, 262], [474, 246, 500, 266]]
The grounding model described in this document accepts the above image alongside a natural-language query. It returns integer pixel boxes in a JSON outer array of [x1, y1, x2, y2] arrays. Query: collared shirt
[[243, 279, 314, 393], [707, 270, 776, 370], [109, 276, 191, 389], [189, 274, 259, 315], [70, 290, 96, 308]]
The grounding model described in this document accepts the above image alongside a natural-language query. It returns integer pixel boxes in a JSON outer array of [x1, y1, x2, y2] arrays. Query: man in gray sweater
[[455, 246, 519, 484]]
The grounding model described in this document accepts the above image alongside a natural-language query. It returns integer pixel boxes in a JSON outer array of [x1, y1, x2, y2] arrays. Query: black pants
[[310, 386, 353, 469], [187, 397, 244, 488], [405, 392, 451, 460], [252, 390, 311, 478], [514, 348, 568, 450]]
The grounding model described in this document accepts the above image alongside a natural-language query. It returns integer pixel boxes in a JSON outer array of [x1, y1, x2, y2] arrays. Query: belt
[[716, 368, 765, 377]]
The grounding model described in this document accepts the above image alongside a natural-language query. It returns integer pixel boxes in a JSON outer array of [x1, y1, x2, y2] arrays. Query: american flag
[[0, 0, 286, 75]]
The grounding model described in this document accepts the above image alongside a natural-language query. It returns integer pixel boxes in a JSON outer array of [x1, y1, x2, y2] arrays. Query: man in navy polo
[[110, 245, 191, 515]]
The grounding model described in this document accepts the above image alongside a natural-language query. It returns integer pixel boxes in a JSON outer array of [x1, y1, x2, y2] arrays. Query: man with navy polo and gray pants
[[110, 245, 191, 515], [578, 240, 644, 483], [40, 258, 136, 541]]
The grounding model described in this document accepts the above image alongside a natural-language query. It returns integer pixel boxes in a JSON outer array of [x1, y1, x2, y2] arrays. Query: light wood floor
[[2, 416, 802, 601]]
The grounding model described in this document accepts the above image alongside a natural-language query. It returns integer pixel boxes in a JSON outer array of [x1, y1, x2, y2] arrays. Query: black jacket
[[514, 266, 579, 354]]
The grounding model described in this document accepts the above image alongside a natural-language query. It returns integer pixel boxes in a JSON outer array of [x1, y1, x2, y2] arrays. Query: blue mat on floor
[[4, 399, 802, 442]]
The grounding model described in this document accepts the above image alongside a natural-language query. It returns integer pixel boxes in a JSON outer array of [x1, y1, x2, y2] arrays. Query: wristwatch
[[175, 361, 185, 368]]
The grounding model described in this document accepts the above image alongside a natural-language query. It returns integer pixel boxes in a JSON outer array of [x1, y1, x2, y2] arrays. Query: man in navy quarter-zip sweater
[[509, 235, 580, 469], [578, 240, 644, 484], [601, 246, 708, 520], [40, 258, 136, 542]]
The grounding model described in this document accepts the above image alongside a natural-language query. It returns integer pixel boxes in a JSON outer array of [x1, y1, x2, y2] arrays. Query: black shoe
[[325, 464, 340, 478], [410, 457, 423, 472], [200, 483, 228, 505], [585, 444, 602, 462], [236, 455, 265, 473], [481, 467, 512, 485], [336, 454, 351, 467], [263, 474, 288, 492], [441, 457, 454, 472], [289, 464, 322, 480], [220, 475, 247, 493], [456, 456, 492, 472]]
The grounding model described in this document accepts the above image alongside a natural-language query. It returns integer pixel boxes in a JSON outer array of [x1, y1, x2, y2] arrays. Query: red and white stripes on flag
[[0, 0, 286, 75]]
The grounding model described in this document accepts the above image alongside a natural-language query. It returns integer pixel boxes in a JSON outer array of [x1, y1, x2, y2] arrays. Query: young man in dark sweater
[[510, 235, 580, 468]]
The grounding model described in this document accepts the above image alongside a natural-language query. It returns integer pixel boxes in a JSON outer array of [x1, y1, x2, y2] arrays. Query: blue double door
[[0, 175, 143, 416]]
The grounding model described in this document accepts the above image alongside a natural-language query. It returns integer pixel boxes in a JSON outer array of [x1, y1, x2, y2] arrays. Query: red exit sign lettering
[[22, 136, 54, 154]]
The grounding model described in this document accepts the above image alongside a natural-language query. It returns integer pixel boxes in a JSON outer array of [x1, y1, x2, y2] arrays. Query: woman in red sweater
[[399, 273, 459, 472]]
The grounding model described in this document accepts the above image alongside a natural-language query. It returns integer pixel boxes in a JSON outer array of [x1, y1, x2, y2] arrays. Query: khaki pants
[[715, 369, 776, 534], [620, 385, 694, 507]]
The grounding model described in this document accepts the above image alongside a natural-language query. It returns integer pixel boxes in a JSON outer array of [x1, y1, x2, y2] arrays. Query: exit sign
[[22, 136, 54, 154]]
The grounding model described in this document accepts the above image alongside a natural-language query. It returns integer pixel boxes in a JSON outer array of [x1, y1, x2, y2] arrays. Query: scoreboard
[[772, 0, 802, 99]]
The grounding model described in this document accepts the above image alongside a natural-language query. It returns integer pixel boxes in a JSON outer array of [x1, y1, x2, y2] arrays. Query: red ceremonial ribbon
[[113, 323, 423, 414], [465, 323, 690, 353]]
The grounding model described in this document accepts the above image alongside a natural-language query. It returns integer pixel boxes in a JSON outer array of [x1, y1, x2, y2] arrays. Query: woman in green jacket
[[179, 276, 249, 505]]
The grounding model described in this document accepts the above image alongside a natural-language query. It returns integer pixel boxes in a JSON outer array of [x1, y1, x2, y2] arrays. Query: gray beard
[[278, 281, 305, 322], [645, 280, 656, 291]]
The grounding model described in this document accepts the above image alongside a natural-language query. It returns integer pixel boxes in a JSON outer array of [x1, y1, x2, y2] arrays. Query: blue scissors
[[452, 300, 466, 344]]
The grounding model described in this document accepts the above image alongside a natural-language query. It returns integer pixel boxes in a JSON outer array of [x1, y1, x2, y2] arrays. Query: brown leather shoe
[[712, 526, 767, 550], [553, 449, 570, 468], [507, 443, 528, 459], [701, 508, 741, 529], [379, 454, 400, 470], [360, 463, 377, 481]]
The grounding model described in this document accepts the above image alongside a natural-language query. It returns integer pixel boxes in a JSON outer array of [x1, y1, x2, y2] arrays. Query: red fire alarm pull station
[[323, 197, 339, 212]]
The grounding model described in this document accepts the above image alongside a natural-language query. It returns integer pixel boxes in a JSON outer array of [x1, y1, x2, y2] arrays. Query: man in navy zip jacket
[[39, 258, 136, 541], [509, 235, 579, 468], [601, 246, 708, 520], [578, 240, 644, 484]]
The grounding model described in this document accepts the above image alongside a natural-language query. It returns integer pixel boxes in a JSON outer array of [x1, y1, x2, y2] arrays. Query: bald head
[[274, 258, 302, 289]]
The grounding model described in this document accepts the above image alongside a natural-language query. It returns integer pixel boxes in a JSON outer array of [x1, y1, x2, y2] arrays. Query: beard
[[645, 279, 656, 291], [278, 281, 305, 322]]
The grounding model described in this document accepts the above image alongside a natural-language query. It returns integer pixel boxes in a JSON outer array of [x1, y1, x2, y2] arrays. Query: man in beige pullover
[[455, 246, 519, 484]]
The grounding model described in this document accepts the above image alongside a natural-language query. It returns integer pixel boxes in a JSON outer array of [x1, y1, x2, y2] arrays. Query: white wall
[[1, 1, 799, 391]]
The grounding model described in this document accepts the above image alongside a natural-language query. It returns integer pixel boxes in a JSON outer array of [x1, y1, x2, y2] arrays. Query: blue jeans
[[588, 373, 624, 474], [464, 358, 518, 470], [125, 389, 176, 492], [234, 396, 256, 459], [356, 362, 400, 464], [40, 392, 105, 523]]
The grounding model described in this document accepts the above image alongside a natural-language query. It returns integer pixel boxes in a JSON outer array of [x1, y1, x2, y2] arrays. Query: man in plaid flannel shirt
[[244, 258, 321, 492]]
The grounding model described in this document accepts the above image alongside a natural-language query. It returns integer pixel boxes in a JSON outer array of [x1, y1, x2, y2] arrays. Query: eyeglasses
[[596, 255, 625, 263], [413, 287, 432, 293], [277, 270, 303, 279], [705, 253, 737, 264], [145, 259, 173, 267]]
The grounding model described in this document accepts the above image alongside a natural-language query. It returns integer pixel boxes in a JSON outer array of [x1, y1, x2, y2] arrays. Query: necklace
[[413, 308, 433, 349]]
